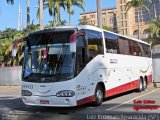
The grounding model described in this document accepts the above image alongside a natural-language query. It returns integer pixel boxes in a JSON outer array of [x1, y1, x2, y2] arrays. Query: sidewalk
[[0, 86, 21, 97]]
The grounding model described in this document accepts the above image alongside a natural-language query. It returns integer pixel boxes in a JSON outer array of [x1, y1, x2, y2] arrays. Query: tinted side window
[[86, 30, 103, 58], [104, 32, 119, 54], [118, 37, 130, 55], [129, 41, 142, 56], [142, 44, 151, 58], [76, 36, 87, 74]]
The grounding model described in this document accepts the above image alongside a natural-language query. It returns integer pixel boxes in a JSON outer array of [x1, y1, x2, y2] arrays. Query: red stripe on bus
[[106, 80, 139, 97], [77, 96, 94, 106], [147, 74, 152, 84], [106, 74, 152, 97], [77, 74, 152, 106]]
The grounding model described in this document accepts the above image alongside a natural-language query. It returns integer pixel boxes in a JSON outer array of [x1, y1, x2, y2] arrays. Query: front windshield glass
[[23, 44, 75, 82]]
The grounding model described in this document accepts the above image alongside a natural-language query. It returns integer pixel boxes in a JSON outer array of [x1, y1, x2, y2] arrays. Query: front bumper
[[22, 95, 77, 107]]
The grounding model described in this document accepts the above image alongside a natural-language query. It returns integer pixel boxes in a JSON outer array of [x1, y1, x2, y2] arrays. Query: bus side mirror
[[12, 37, 26, 57], [70, 42, 76, 53], [12, 49, 17, 57]]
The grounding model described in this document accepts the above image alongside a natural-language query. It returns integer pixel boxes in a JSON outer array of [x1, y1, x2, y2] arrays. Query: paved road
[[0, 85, 160, 120]]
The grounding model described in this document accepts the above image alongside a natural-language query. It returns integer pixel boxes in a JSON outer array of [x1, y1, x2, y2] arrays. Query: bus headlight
[[56, 90, 75, 97], [22, 90, 32, 96]]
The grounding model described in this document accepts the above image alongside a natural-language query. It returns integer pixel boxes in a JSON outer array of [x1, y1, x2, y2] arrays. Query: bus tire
[[137, 78, 143, 92], [92, 85, 103, 106], [142, 79, 147, 91]]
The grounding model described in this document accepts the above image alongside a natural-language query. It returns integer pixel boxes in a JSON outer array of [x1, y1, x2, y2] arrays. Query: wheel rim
[[144, 80, 146, 88], [96, 89, 103, 102], [140, 80, 142, 90]]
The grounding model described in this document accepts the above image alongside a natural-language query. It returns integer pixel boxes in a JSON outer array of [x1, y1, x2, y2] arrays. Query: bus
[[12, 25, 152, 107]]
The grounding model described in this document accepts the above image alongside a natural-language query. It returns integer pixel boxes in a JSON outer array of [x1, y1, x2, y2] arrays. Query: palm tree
[[67, 9, 74, 26], [26, 0, 30, 28], [39, 0, 44, 30], [149, 18, 160, 38], [57, 20, 67, 26], [126, 0, 152, 39], [47, 0, 66, 27], [6, 0, 14, 4], [65, 0, 85, 26]]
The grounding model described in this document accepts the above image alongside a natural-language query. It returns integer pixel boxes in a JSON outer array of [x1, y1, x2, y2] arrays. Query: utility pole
[[153, 3, 157, 19], [39, 0, 43, 30], [137, 10, 140, 39], [97, 0, 102, 28], [18, 3, 21, 31], [26, 0, 30, 27]]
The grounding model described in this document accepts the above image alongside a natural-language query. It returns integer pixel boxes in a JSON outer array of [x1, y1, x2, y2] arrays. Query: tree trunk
[[26, 0, 30, 27], [153, 3, 157, 19], [69, 13, 72, 26], [137, 9, 140, 39], [39, 0, 43, 30], [97, 0, 102, 28], [54, 14, 57, 27]]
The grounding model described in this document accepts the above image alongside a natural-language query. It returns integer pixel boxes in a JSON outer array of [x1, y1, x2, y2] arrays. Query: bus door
[[75, 34, 94, 103]]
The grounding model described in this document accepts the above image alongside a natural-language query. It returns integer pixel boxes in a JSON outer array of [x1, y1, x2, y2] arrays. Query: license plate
[[40, 100, 49, 104]]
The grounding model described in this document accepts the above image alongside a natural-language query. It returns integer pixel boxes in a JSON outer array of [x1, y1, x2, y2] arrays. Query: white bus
[[12, 25, 152, 107]]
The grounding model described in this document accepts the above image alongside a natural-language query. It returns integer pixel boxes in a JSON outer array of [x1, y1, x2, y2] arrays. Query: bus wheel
[[137, 78, 143, 92], [93, 85, 103, 106], [142, 79, 147, 91]]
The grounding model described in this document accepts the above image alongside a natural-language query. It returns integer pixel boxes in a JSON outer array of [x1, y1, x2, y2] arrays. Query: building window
[[121, 29, 124, 35], [121, 13, 123, 20], [124, 13, 126, 19], [121, 21, 123, 27], [110, 16, 113, 24], [143, 29, 150, 34], [90, 14, 95, 18], [124, 28, 127, 34], [133, 30, 138, 35], [120, 0, 123, 4], [124, 21, 127, 27], [121, 6, 123, 11]]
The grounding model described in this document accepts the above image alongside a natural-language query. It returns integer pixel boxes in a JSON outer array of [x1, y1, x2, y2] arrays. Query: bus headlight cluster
[[22, 90, 32, 96], [56, 90, 75, 97]]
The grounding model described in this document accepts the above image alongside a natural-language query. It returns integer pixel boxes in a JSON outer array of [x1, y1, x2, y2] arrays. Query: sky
[[0, 0, 116, 31]]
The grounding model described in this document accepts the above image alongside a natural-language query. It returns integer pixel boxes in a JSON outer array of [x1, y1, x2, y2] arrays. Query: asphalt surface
[[0, 84, 160, 120]]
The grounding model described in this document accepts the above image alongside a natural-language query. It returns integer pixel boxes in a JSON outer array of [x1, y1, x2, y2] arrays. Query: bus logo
[[110, 59, 118, 64]]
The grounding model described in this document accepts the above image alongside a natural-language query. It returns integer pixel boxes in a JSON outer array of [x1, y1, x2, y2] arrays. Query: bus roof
[[34, 25, 150, 45]]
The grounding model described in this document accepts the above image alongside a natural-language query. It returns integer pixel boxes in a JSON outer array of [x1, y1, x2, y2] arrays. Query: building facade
[[117, 0, 160, 39], [80, 8, 117, 32], [80, 0, 160, 40]]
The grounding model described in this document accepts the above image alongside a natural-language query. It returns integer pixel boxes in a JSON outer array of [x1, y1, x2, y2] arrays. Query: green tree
[[57, 20, 67, 26], [149, 18, 160, 45], [102, 26, 114, 32], [65, 0, 85, 25], [47, 0, 66, 26], [6, 0, 14, 4], [149, 18, 160, 38], [79, 17, 92, 25], [126, 0, 151, 39], [0, 28, 27, 67], [67, 9, 74, 26]]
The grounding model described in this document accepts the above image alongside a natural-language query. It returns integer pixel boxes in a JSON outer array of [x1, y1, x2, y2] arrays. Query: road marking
[[106, 88, 160, 111]]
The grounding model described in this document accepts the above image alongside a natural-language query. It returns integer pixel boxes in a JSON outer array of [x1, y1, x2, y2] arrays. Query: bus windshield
[[23, 44, 75, 83]]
